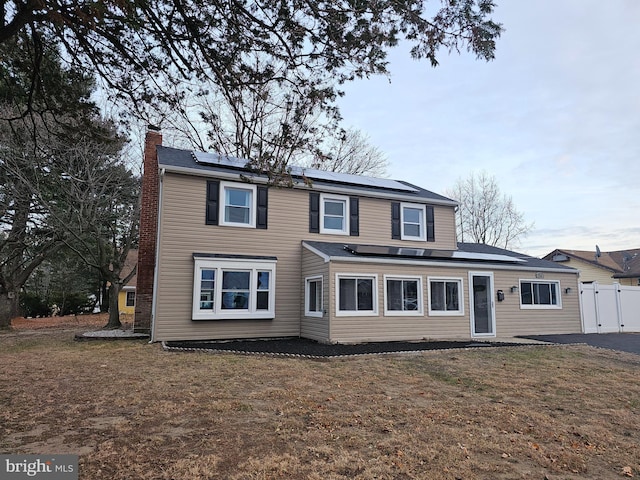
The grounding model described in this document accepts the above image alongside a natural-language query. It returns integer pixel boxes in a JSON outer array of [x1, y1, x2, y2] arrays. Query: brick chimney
[[134, 126, 162, 334]]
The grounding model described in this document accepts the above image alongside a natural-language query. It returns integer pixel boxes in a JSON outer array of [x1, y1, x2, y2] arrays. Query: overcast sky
[[337, 0, 640, 258]]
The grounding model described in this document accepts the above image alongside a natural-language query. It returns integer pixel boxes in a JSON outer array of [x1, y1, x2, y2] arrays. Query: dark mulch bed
[[164, 337, 526, 357]]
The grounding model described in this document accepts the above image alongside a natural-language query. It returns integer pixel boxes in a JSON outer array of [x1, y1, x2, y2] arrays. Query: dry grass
[[10, 313, 133, 331], [1, 322, 639, 479]]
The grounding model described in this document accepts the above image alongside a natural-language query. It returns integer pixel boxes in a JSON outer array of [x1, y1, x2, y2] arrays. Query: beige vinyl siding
[[549, 257, 640, 286], [154, 174, 305, 341], [329, 262, 469, 343], [356, 197, 457, 250], [560, 258, 617, 284], [153, 172, 459, 341], [490, 270, 581, 337], [300, 248, 330, 342], [327, 262, 581, 343]]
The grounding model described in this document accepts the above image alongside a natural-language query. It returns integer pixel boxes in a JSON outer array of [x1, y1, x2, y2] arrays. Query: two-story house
[[134, 128, 582, 343]]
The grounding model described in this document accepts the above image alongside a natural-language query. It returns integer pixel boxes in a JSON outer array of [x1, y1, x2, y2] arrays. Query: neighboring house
[[543, 249, 640, 286], [117, 249, 137, 315], [134, 128, 582, 342]]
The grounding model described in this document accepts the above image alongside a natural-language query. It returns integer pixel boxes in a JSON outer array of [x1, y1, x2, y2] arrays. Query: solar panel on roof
[[289, 165, 418, 192], [193, 151, 247, 169], [193, 151, 418, 193], [344, 245, 453, 258], [451, 251, 526, 263], [344, 244, 526, 263]]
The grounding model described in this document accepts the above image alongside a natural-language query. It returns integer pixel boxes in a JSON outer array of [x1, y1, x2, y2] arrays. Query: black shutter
[[391, 202, 401, 239], [309, 192, 320, 233], [349, 197, 359, 236], [426, 205, 435, 241], [206, 180, 219, 225], [257, 186, 268, 229]]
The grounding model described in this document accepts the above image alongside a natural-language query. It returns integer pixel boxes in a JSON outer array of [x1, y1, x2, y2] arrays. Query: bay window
[[193, 256, 276, 320]]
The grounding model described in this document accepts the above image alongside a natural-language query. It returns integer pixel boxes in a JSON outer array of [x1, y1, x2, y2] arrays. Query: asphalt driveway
[[521, 333, 640, 355]]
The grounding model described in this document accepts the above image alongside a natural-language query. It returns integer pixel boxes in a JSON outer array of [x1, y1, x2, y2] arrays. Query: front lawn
[[1, 327, 639, 479]]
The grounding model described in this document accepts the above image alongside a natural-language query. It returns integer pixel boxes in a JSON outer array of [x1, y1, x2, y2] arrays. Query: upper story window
[[321, 194, 349, 234], [392, 202, 435, 242], [192, 256, 276, 320], [520, 280, 561, 309], [206, 180, 268, 229], [220, 182, 256, 228], [401, 203, 426, 241], [309, 192, 359, 236]]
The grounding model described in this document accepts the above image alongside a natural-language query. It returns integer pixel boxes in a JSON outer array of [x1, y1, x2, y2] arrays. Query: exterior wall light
[[510, 286, 518, 293], [564, 287, 572, 294]]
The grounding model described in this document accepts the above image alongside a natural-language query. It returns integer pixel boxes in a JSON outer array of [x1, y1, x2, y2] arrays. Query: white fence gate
[[580, 282, 640, 333]]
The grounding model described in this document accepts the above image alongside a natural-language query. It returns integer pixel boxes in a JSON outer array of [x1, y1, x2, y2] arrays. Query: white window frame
[[320, 193, 349, 235], [428, 277, 465, 316], [305, 275, 324, 318], [192, 257, 276, 320], [219, 181, 257, 228], [401, 202, 426, 241], [519, 280, 562, 309], [125, 291, 136, 307], [335, 273, 378, 317], [383, 275, 423, 316]]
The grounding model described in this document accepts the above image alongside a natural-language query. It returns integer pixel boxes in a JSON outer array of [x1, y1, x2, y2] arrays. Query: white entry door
[[469, 272, 496, 337]]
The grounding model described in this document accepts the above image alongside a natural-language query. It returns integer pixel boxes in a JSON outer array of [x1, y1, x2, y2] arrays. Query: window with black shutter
[[257, 186, 268, 229], [206, 180, 219, 225], [309, 192, 320, 233], [426, 205, 435, 242], [391, 202, 401, 239], [349, 197, 359, 236]]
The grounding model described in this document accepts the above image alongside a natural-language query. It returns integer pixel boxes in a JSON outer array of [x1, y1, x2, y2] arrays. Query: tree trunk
[[103, 282, 122, 330], [100, 281, 109, 313], [0, 291, 16, 329]]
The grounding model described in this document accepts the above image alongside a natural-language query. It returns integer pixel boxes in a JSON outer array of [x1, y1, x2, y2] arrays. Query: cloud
[[338, 0, 640, 257], [522, 225, 640, 257]]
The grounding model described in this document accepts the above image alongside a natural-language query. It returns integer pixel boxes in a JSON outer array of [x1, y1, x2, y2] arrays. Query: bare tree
[[159, 61, 387, 179], [310, 128, 388, 177], [446, 171, 533, 249], [49, 138, 139, 330], [158, 60, 333, 184], [1, 0, 502, 147], [0, 112, 63, 327], [3, 124, 139, 329], [0, 34, 136, 329]]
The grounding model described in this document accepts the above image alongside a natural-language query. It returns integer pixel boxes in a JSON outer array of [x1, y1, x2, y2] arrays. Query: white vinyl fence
[[580, 282, 640, 333]]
